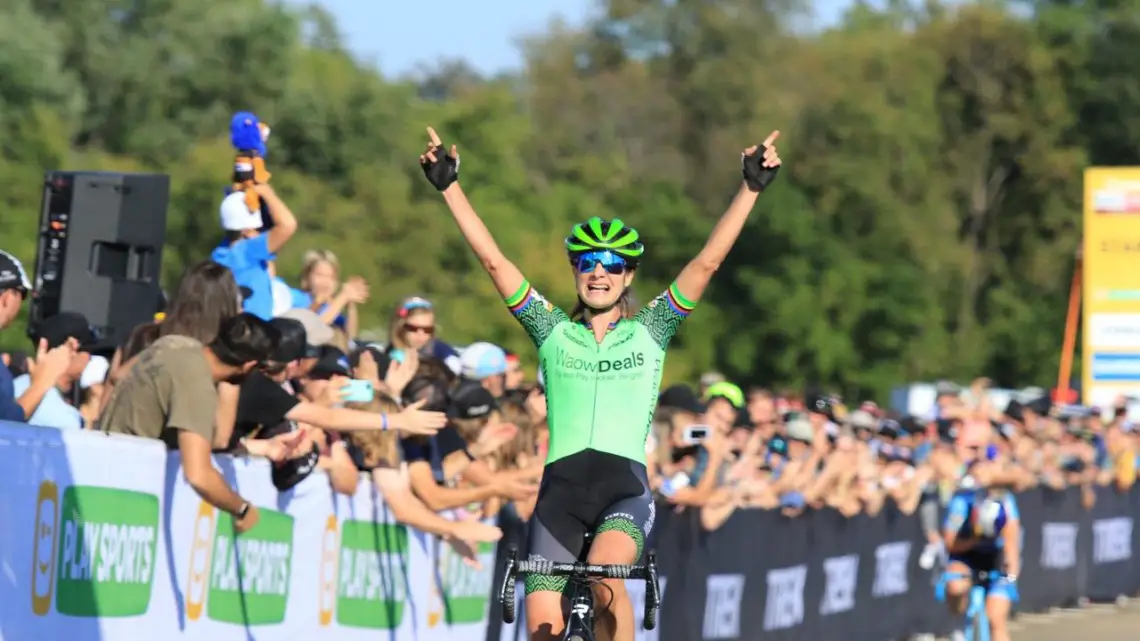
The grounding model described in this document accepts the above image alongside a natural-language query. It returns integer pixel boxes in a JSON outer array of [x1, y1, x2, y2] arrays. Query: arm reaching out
[[420, 127, 526, 299], [674, 131, 782, 304]]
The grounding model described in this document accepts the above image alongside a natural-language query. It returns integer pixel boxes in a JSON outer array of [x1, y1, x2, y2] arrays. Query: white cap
[[460, 342, 507, 380], [79, 355, 110, 389], [219, 191, 262, 231]]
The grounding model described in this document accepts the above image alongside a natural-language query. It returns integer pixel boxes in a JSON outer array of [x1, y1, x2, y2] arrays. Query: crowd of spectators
[[0, 113, 1137, 566], [648, 374, 1140, 571]]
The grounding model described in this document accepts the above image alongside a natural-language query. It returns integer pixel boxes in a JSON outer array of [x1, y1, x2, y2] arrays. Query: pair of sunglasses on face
[[573, 250, 629, 275]]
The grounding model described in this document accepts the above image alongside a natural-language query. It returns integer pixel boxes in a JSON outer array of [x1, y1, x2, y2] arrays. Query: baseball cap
[[449, 381, 499, 420], [786, 418, 814, 442], [847, 409, 876, 430], [268, 317, 309, 362], [278, 308, 334, 350], [460, 342, 507, 380], [658, 384, 705, 415], [219, 191, 263, 231], [0, 250, 31, 294], [309, 346, 351, 379], [29, 312, 97, 350]]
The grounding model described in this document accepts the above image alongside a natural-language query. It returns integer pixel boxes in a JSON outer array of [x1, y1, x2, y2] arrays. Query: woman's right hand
[[340, 276, 369, 304], [393, 399, 446, 436]]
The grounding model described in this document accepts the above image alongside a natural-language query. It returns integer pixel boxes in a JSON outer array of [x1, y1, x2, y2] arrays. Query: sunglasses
[[404, 323, 435, 336], [573, 251, 628, 275]]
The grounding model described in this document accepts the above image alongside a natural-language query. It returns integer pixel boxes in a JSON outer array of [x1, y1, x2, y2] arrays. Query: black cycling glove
[[742, 145, 779, 192], [421, 144, 459, 191]]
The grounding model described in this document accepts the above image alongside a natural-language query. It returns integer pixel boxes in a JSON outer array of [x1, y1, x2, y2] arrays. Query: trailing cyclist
[[941, 441, 1022, 641], [419, 126, 782, 641]]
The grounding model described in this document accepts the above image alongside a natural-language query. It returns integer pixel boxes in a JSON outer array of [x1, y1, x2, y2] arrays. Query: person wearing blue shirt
[[941, 462, 1021, 641], [0, 250, 77, 423], [210, 183, 297, 320]]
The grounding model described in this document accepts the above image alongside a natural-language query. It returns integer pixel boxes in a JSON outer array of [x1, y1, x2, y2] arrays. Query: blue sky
[[304, 0, 853, 77]]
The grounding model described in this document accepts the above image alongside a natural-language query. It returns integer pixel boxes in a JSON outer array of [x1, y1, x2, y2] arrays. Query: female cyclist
[[419, 126, 781, 641]]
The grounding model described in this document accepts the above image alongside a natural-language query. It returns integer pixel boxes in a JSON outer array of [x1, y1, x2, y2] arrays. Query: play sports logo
[[318, 517, 410, 630], [31, 481, 160, 617], [185, 500, 294, 625], [436, 535, 496, 625]]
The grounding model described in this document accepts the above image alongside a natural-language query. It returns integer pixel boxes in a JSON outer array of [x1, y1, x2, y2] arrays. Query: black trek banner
[[487, 487, 1138, 641]]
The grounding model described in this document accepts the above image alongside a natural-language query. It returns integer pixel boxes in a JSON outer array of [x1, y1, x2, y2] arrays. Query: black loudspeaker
[[29, 171, 171, 354]]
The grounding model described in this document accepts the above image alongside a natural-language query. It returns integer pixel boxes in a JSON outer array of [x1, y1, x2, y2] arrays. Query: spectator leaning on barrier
[[13, 312, 97, 430], [99, 313, 281, 533], [399, 379, 537, 513], [344, 392, 504, 567], [211, 183, 298, 320], [0, 250, 76, 423], [217, 320, 445, 480]]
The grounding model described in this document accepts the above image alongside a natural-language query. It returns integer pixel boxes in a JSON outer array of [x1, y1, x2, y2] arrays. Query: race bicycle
[[935, 568, 1015, 641], [499, 533, 662, 641]]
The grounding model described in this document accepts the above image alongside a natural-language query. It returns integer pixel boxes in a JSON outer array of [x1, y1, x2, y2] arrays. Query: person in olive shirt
[[100, 313, 279, 533]]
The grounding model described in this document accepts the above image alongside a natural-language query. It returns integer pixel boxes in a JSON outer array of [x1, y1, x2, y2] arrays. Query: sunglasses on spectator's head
[[573, 251, 628, 275], [397, 297, 433, 318], [403, 323, 434, 336]]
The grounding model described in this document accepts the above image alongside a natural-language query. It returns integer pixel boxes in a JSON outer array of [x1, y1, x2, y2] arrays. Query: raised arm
[[419, 127, 525, 299], [674, 131, 782, 303]]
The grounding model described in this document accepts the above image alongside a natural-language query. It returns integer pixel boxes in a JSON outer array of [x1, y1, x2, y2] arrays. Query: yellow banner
[[1082, 167, 1140, 406]]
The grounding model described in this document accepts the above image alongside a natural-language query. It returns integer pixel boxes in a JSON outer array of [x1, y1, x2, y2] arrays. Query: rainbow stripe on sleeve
[[505, 281, 536, 315], [666, 282, 696, 317]]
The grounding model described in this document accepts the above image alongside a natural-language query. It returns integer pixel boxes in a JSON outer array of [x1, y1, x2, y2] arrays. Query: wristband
[[381, 413, 389, 432]]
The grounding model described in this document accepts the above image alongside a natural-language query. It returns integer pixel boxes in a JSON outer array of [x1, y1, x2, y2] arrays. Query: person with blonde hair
[[291, 249, 369, 338], [347, 394, 503, 566]]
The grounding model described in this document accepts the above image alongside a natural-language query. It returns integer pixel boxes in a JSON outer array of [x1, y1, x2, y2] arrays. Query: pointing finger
[[427, 127, 442, 147], [763, 130, 781, 147], [449, 144, 458, 158]]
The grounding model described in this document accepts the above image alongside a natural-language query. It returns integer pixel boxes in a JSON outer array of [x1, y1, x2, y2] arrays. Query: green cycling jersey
[[504, 280, 696, 465]]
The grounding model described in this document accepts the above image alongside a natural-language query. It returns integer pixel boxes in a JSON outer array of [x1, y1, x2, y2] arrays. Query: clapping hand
[[28, 338, 78, 385], [340, 276, 369, 305]]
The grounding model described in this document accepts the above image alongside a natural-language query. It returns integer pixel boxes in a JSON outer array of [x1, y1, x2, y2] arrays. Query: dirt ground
[[1007, 599, 1138, 640]]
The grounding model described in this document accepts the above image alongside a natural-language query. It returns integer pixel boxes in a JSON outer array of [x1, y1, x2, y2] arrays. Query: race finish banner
[[0, 422, 495, 641], [1083, 167, 1140, 407]]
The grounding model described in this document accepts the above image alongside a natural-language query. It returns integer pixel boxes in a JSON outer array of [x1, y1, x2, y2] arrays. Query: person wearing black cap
[[0, 250, 78, 424], [11, 312, 98, 430], [402, 381, 537, 512], [100, 313, 280, 533]]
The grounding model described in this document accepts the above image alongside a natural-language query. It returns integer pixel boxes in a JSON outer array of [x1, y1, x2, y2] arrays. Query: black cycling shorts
[[525, 449, 654, 595]]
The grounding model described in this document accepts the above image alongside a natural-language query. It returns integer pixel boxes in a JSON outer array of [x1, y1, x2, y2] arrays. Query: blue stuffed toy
[[229, 111, 271, 212]]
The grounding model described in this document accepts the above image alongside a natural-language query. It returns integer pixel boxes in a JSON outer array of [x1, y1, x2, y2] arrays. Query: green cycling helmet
[[565, 216, 645, 263]]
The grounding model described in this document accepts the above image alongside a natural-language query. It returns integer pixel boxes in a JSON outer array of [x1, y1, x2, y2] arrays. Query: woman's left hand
[[741, 130, 783, 191]]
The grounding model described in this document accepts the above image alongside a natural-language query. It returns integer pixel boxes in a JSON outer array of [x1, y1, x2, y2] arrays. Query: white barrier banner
[[0, 423, 494, 641]]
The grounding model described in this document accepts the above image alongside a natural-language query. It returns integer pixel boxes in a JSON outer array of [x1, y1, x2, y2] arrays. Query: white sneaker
[[949, 630, 966, 641]]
